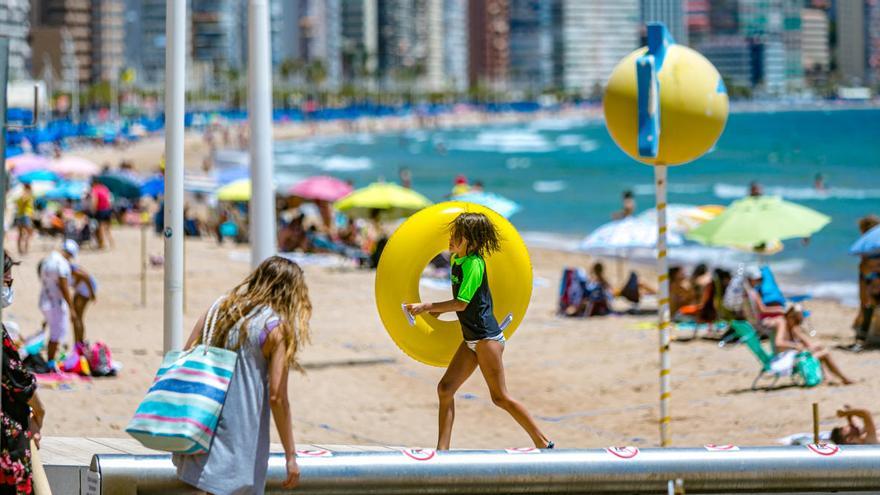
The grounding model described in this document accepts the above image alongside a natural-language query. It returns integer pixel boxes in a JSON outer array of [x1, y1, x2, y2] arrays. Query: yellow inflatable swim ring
[[376, 202, 532, 367]]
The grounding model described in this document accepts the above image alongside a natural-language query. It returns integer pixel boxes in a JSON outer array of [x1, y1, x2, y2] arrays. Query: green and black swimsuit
[[451, 253, 501, 341]]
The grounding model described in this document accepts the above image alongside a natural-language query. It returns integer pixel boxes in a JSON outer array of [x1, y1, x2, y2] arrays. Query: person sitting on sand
[[831, 406, 877, 445], [852, 214, 880, 349], [745, 282, 854, 385], [669, 266, 694, 316]]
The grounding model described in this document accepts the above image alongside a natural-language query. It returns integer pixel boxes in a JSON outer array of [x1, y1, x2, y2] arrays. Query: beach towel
[[126, 297, 236, 454]]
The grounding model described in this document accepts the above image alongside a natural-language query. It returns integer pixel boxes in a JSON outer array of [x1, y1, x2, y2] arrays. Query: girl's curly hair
[[449, 212, 502, 257]]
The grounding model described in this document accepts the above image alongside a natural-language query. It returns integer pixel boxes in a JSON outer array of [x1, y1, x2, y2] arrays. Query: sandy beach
[[10, 225, 874, 450], [3, 107, 869, 451]]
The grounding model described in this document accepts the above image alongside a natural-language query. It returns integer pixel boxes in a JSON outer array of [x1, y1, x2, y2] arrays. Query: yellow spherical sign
[[603, 44, 729, 166]]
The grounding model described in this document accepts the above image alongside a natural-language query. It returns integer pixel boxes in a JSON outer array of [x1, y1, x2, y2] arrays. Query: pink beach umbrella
[[288, 176, 352, 202], [49, 156, 100, 177], [7, 153, 51, 176]]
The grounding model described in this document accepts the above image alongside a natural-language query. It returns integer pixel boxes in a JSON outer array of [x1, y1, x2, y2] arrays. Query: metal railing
[[88, 444, 880, 494]]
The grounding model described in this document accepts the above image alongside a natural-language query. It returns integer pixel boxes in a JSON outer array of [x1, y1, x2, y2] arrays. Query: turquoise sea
[[274, 108, 880, 305]]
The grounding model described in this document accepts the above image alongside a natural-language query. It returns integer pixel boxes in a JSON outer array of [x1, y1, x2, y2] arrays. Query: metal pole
[[247, 0, 277, 268], [813, 402, 820, 445], [0, 38, 10, 416], [163, 0, 186, 352], [655, 164, 671, 447], [90, 445, 880, 494]]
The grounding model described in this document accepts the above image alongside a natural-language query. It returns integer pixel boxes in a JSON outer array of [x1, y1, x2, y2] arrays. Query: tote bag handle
[[201, 296, 226, 352]]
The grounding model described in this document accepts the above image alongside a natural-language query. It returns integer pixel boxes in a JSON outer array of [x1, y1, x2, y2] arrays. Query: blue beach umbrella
[[851, 224, 880, 256], [454, 191, 521, 218], [43, 180, 88, 201], [140, 176, 165, 198], [18, 170, 60, 184]]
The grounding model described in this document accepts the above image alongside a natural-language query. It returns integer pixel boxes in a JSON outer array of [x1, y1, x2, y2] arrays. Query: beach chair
[[759, 265, 815, 335], [730, 320, 822, 389]]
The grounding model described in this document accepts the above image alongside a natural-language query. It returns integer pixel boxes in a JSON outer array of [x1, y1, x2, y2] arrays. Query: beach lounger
[[729, 320, 823, 389]]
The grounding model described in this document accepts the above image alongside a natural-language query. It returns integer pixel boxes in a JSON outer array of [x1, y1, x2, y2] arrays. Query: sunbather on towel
[[831, 406, 877, 445]]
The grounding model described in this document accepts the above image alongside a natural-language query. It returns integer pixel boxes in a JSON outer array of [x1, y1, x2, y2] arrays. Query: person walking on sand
[[89, 177, 114, 249], [70, 262, 97, 345], [39, 240, 78, 368], [174, 256, 312, 494], [14, 183, 35, 255], [406, 212, 554, 450]]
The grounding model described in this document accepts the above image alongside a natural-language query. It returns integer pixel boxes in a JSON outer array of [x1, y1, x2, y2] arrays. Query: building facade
[[32, 0, 93, 84], [341, 0, 378, 84], [800, 8, 829, 73], [640, 0, 687, 45], [508, 0, 553, 92], [91, 0, 125, 82], [561, 0, 638, 95], [836, 0, 866, 85], [468, 0, 509, 88], [443, 0, 468, 92], [0, 0, 32, 80]]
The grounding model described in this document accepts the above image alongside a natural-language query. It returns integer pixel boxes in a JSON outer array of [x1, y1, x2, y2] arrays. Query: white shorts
[[466, 333, 506, 352], [42, 303, 70, 343], [769, 350, 797, 376]]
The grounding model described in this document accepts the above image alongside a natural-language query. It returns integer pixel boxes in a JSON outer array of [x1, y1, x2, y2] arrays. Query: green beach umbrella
[[686, 196, 830, 248]]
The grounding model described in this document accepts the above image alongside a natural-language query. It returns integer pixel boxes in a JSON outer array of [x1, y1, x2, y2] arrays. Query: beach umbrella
[[453, 191, 521, 218], [637, 204, 723, 234], [140, 176, 165, 198], [687, 196, 830, 248], [96, 172, 143, 199], [288, 176, 352, 202], [9, 180, 55, 200], [216, 166, 249, 185], [49, 156, 100, 177], [7, 153, 51, 175], [217, 178, 251, 202], [17, 169, 60, 184], [850, 224, 880, 256], [43, 180, 88, 201], [579, 216, 684, 254], [334, 182, 432, 219]]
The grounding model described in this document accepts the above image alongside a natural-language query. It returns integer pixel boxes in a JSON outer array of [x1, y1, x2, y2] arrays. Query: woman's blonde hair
[[197, 256, 312, 369]]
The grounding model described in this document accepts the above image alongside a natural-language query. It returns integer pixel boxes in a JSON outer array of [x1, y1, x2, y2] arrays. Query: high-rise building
[[695, 35, 756, 88], [443, 0, 468, 92], [138, 0, 167, 88], [685, 0, 710, 44], [640, 0, 687, 45], [561, 0, 639, 95], [801, 8, 829, 73], [341, 0, 378, 83], [835, 0, 866, 85], [739, 0, 803, 92], [377, 0, 417, 86], [191, 0, 244, 75], [0, 0, 31, 80], [32, 0, 93, 85], [122, 0, 143, 76], [710, 0, 739, 35], [298, 0, 342, 89], [468, 0, 510, 88], [867, 0, 880, 86], [508, 0, 553, 92], [91, 0, 125, 83]]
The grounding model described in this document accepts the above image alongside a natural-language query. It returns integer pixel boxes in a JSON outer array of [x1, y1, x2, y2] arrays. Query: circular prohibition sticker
[[807, 443, 840, 456], [296, 449, 333, 458], [704, 444, 740, 451], [505, 447, 541, 454], [605, 446, 640, 459], [400, 448, 437, 461]]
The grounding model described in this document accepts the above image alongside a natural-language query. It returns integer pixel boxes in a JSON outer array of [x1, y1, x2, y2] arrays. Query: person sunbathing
[[831, 406, 877, 445]]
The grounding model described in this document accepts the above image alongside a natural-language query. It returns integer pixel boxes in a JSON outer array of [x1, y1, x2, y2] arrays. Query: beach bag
[[126, 297, 236, 454], [89, 340, 115, 377], [794, 351, 823, 387]]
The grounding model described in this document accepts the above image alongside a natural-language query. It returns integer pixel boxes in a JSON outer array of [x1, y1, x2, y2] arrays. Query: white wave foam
[[790, 281, 859, 307], [580, 140, 599, 152], [556, 135, 583, 146], [713, 183, 880, 200], [448, 130, 556, 153], [633, 183, 711, 196], [533, 180, 567, 193], [275, 153, 321, 167], [319, 155, 373, 171], [521, 231, 581, 251], [527, 118, 591, 131], [505, 157, 531, 169]]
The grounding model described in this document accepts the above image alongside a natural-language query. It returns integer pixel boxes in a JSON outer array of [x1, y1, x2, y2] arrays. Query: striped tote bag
[[126, 297, 237, 454]]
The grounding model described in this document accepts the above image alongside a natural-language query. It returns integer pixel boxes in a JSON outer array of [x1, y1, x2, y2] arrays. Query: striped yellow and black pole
[[655, 164, 672, 447]]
